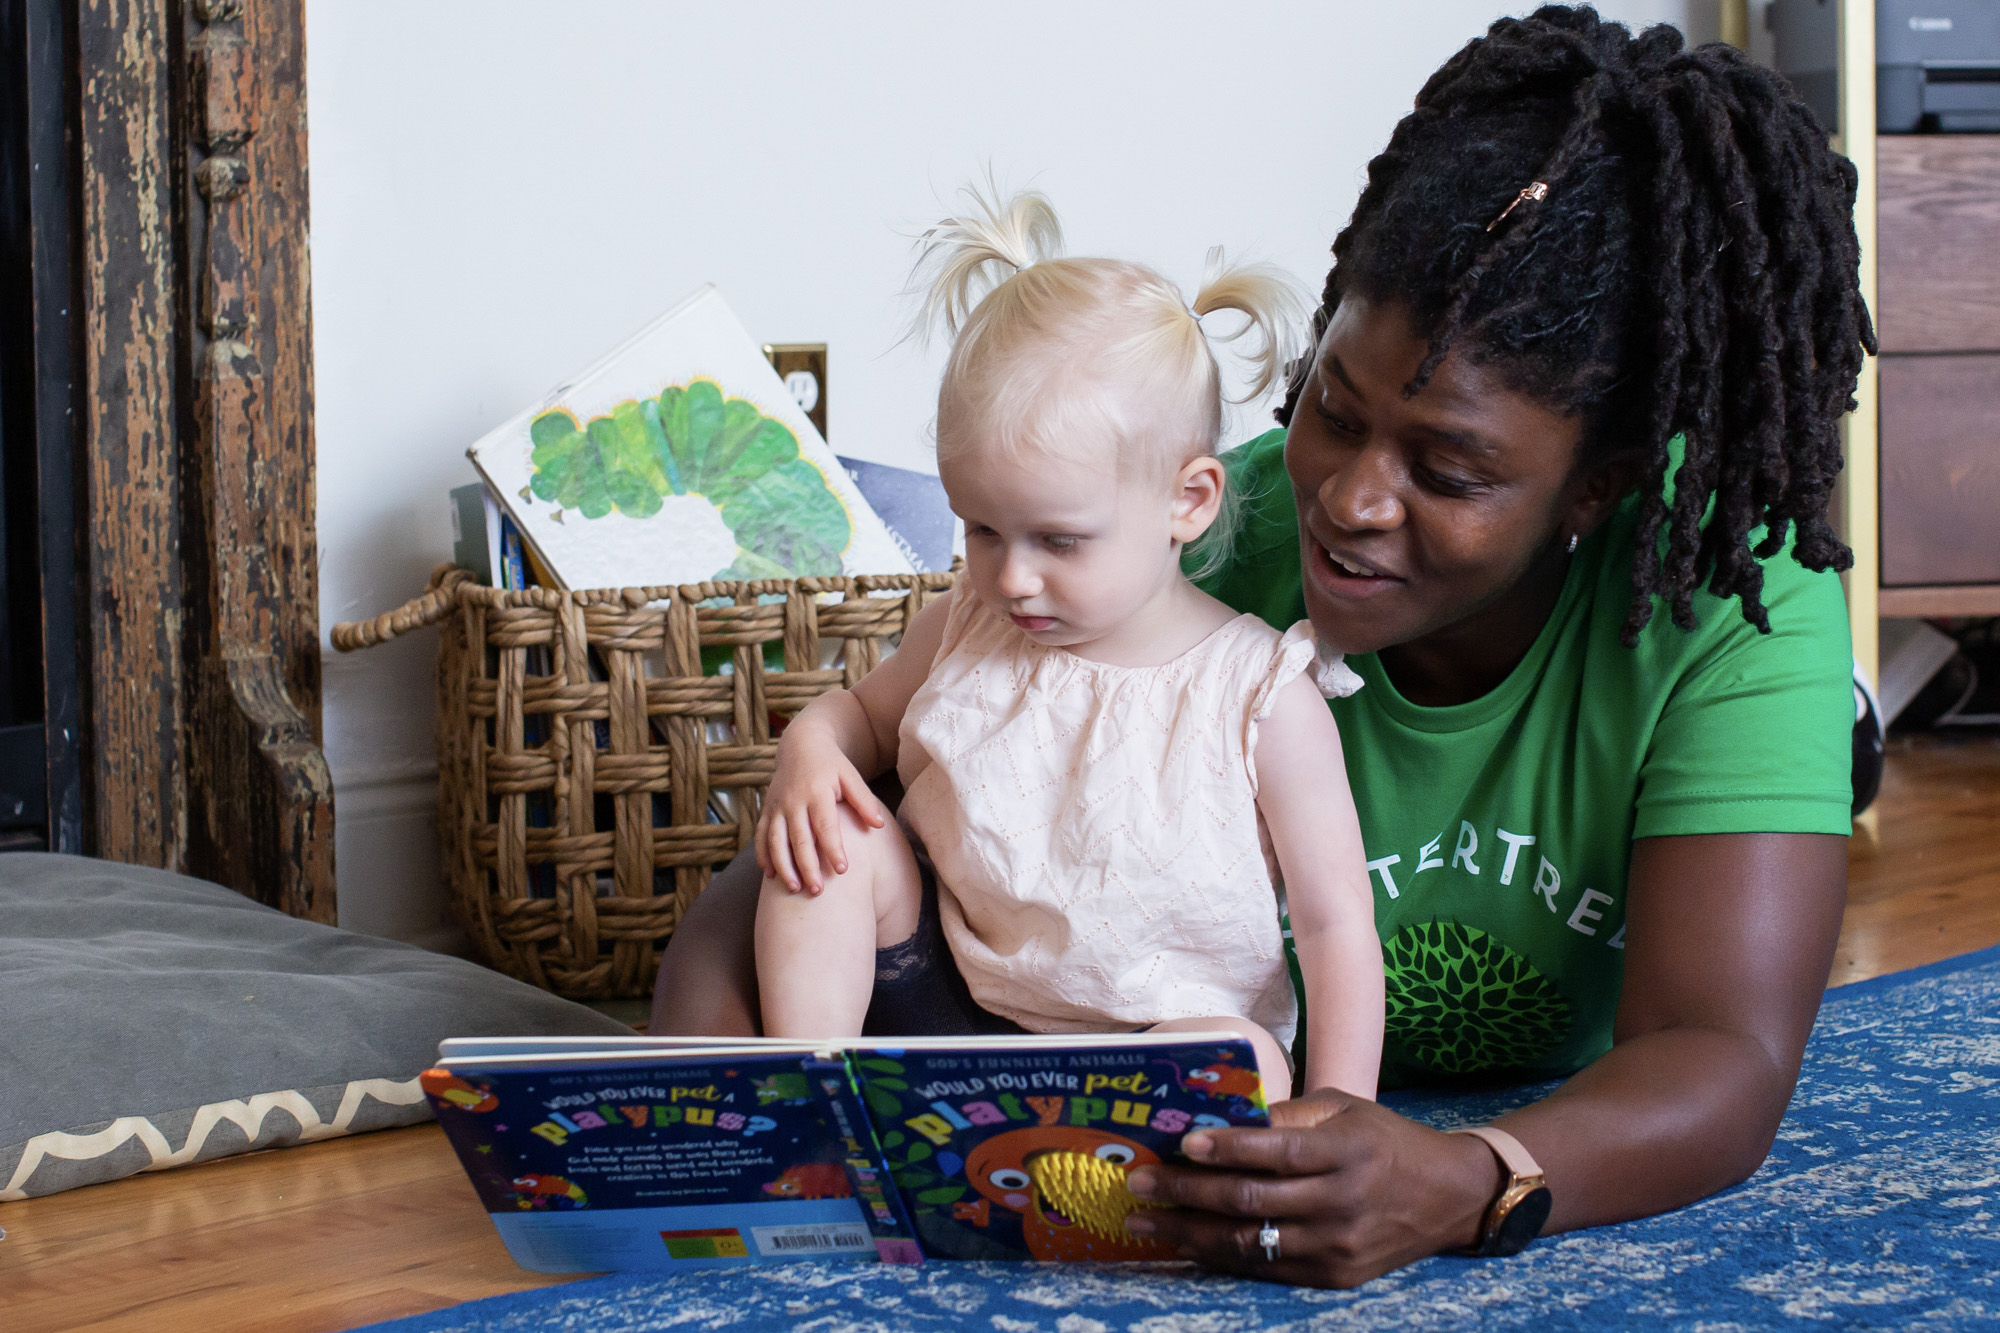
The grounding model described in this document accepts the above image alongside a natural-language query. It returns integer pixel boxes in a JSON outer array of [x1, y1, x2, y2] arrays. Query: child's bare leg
[[1150, 1016, 1293, 1105], [755, 805, 923, 1037]]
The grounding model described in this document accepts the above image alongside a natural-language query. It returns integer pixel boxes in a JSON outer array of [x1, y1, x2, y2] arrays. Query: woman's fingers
[[1184, 1125, 1354, 1177], [1130, 1212, 1353, 1290], [1124, 1092, 1370, 1223], [1126, 1096, 1490, 1287], [1265, 1088, 1365, 1134], [1128, 1160, 1341, 1220], [1144, 1098, 1361, 1184]]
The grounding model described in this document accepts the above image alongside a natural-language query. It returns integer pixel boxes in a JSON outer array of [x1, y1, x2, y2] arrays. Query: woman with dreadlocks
[[650, 6, 1870, 1283]]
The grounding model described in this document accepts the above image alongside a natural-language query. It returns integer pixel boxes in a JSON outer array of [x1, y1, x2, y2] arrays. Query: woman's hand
[[1124, 833, 1849, 1287], [755, 717, 889, 895], [1124, 1090, 1500, 1288]]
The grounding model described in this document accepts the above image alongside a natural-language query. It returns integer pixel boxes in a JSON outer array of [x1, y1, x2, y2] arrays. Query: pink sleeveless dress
[[895, 584, 1360, 1046]]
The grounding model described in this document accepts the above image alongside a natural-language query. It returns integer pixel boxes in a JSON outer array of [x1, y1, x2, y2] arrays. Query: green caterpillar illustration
[[527, 378, 850, 580]]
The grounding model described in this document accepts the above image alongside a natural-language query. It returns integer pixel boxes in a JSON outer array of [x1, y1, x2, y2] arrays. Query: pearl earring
[[1566, 533, 1579, 555]]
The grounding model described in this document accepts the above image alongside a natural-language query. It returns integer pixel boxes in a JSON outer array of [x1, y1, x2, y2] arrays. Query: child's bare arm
[[757, 595, 953, 893], [1253, 673, 1384, 1100], [843, 592, 952, 765]]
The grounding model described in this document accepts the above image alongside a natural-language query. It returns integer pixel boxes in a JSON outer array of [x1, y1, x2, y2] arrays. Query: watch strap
[[1449, 1125, 1542, 1180], [1450, 1125, 1549, 1256]]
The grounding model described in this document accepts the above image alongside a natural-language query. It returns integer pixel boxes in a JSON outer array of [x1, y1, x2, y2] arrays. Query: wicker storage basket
[[331, 564, 957, 999]]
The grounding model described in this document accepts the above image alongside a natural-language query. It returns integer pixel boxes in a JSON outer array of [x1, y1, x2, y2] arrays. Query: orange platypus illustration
[[508, 1173, 586, 1209], [420, 1071, 499, 1114], [1181, 1060, 1263, 1102], [762, 1162, 852, 1199], [963, 1126, 1169, 1260]]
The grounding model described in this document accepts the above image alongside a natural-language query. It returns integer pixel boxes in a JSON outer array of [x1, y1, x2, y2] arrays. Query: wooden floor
[[1835, 732, 2000, 984], [4, 732, 1996, 1333]]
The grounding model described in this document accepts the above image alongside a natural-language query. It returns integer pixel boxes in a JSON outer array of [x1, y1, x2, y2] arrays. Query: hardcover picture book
[[421, 1032, 1270, 1273], [836, 455, 958, 574], [466, 284, 912, 591]]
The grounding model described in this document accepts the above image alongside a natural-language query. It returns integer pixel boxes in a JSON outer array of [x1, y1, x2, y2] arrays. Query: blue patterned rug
[[364, 945, 2000, 1331]]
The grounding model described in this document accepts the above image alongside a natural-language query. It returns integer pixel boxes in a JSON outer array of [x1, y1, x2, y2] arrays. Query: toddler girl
[[754, 188, 1383, 1100]]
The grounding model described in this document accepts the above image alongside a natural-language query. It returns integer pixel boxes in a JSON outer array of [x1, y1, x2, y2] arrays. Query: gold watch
[[1449, 1125, 1552, 1257]]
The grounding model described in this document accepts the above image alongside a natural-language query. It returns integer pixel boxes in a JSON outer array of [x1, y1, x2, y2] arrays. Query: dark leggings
[[864, 852, 1025, 1037]]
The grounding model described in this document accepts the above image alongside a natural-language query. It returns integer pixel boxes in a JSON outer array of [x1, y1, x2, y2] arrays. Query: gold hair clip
[[1486, 181, 1550, 232]]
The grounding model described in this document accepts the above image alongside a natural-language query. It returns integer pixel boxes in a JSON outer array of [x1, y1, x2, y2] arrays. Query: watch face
[[1491, 1184, 1553, 1257]]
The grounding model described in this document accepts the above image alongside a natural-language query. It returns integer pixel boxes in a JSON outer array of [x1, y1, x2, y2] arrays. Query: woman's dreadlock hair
[[1279, 4, 1875, 644]]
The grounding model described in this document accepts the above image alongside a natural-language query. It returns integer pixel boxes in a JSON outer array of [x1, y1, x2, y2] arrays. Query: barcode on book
[[750, 1223, 875, 1257]]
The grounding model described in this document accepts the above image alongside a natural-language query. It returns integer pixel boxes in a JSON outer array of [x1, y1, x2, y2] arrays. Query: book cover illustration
[[850, 1037, 1269, 1262], [467, 284, 912, 591], [836, 455, 958, 574], [421, 1053, 906, 1273]]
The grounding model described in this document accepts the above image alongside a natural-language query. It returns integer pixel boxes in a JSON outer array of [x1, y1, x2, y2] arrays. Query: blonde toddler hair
[[912, 184, 1309, 577]]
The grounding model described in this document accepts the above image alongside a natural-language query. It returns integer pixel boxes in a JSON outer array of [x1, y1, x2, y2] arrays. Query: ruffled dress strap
[[1307, 624, 1365, 699], [1244, 621, 1350, 795]]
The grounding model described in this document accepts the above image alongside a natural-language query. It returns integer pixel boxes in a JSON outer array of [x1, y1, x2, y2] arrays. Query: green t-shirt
[[1200, 430, 1854, 1088]]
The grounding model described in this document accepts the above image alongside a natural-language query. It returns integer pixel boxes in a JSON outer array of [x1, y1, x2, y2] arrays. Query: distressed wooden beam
[[52, 0, 331, 909], [244, 0, 321, 731], [75, 0, 185, 866], [180, 0, 334, 919]]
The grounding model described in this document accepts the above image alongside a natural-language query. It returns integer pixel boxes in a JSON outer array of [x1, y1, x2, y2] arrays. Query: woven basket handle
[[330, 564, 476, 651]]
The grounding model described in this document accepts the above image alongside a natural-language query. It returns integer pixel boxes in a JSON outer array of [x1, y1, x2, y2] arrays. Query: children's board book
[[466, 284, 912, 592], [421, 1032, 1270, 1273]]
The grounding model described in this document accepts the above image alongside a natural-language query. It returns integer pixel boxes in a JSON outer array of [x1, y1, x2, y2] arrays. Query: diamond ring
[[1258, 1220, 1281, 1262]]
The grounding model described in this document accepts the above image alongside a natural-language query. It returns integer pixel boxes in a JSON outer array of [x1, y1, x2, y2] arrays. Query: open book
[[421, 1032, 1269, 1272]]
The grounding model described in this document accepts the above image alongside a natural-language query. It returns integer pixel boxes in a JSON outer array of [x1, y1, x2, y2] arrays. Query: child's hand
[[756, 731, 890, 895]]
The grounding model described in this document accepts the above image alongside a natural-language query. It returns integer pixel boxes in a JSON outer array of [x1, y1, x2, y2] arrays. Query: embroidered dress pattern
[[894, 586, 1345, 1044]]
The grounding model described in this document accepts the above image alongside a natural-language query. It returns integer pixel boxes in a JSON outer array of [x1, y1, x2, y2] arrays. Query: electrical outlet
[[763, 343, 828, 441]]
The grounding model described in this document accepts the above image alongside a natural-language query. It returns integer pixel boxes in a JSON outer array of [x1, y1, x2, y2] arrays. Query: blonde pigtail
[[913, 182, 1309, 593], [909, 184, 1065, 345], [1189, 246, 1312, 403]]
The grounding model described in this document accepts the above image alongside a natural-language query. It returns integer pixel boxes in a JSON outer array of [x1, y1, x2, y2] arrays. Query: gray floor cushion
[[0, 853, 634, 1200]]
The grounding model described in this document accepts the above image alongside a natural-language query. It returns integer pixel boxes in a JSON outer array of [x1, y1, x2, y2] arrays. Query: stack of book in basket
[[447, 283, 954, 597], [323, 284, 963, 1004]]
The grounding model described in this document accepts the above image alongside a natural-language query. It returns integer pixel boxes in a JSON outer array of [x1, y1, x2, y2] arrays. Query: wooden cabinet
[[1879, 357, 2000, 585], [1877, 137, 2000, 354], [1874, 135, 2000, 618]]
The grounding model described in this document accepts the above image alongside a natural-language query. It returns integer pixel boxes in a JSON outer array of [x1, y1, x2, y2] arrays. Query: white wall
[[310, 0, 1714, 947]]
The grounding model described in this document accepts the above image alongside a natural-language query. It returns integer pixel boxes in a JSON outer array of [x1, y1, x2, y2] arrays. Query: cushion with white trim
[[0, 853, 633, 1200]]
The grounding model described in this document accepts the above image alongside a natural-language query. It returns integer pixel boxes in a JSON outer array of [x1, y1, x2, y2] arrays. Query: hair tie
[[1486, 181, 1549, 232]]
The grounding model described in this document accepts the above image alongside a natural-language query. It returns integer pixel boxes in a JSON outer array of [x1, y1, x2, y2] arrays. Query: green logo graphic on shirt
[[1383, 920, 1572, 1074]]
